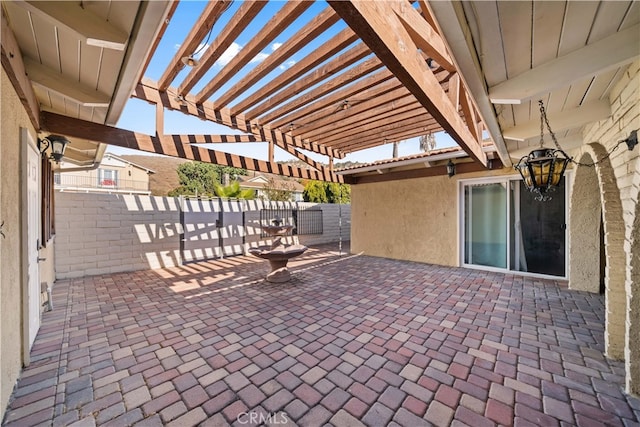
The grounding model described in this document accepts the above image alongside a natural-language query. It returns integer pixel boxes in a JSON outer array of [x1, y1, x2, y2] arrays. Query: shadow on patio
[[3, 244, 639, 427]]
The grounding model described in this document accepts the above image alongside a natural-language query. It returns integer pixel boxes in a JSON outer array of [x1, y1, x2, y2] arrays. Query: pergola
[[1, 1, 636, 182]]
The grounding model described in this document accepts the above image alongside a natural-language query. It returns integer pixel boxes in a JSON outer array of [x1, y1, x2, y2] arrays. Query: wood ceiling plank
[[502, 99, 610, 141], [41, 111, 343, 183], [392, 0, 454, 71], [588, 1, 635, 43], [248, 43, 375, 121], [1, 9, 40, 128], [497, 1, 532, 80], [581, 68, 621, 105], [329, 0, 487, 166], [24, 57, 111, 106], [620, 1, 640, 29], [557, 1, 599, 56], [178, 1, 267, 96], [489, 24, 640, 104], [215, 6, 340, 108], [19, 1, 128, 50], [532, 1, 565, 67], [271, 67, 400, 131], [140, 1, 178, 77], [229, 27, 359, 114], [158, 1, 229, 91], [196, 1, 312, 104], [463, 1, 506, 88]]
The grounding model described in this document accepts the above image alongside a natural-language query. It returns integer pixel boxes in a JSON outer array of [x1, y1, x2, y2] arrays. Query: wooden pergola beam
[[136, 79, 345, 159], [158, 1, 229, 91], [229, 27, 359, 115], [248, 43, 375, 121], [329, 0, 487, 167], [178, 1, 266, 96], [41, 111, 343, 183], [195, 1, 312, 104], [270, 67, 396, 130], [214, 6, 340, 108]]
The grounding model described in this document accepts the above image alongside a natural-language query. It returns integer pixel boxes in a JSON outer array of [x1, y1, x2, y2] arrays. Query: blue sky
[[112, 1, 456, 165]]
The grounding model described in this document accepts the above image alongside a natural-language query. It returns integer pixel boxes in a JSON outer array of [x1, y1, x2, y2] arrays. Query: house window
[[98, 169, 118, 187], [461, 176, 567, 278]]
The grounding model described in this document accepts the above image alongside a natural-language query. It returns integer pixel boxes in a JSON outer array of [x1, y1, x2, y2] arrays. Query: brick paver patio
[[3, 244, 639, 426]]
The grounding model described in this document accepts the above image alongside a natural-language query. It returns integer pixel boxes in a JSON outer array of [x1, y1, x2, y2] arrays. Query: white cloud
[[271, 43, 282, 51], [215, 42, 242, 67], [251, 52, 270, 63], [279, 60, 296, 70]]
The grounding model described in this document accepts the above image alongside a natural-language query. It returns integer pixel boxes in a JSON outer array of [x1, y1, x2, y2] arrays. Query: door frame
[[457, 172, 572, 280], [21, 128, 40, 366]]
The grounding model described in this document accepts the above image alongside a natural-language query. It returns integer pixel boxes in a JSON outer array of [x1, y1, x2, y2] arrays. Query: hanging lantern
[[515, 148, 569, 201]]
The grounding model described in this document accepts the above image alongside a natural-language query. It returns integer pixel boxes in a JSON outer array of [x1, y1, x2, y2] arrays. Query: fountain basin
[[249, 244, 308, 283]]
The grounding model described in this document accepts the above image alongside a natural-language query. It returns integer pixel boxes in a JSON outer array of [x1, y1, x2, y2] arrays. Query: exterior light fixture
[[38, 135, 70, 163], [515, 101, 638, 201], [181, 54, 199, 67], [446, 159, 456, 178], [175, 95, 188, 106]]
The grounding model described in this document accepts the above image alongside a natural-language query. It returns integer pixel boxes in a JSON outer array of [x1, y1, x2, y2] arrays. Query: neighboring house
[[55, 154, 155, 195], [239, 174, 305, 202]]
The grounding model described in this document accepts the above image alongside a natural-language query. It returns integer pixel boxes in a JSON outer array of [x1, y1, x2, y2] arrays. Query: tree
[[303, 180, 351, 204], [261, 177, 294, 201], [168, 162, 248, 197], [302, 181, 328, 203], [213, 181, 255, 199]]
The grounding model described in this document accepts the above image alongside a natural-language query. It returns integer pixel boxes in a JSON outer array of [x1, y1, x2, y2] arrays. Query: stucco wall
[[1, 69, 35, 419], [350, 167, 515, 267], [580, 59, 640, 394], [351, 175, 459, 266]]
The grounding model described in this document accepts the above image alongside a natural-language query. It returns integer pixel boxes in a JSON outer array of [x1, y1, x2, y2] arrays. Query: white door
[[25, 131, 41, 351]]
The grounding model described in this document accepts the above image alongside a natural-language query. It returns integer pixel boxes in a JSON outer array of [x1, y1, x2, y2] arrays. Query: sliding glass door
[[462, 177, 567, 278], [464, 183, 507, 268]]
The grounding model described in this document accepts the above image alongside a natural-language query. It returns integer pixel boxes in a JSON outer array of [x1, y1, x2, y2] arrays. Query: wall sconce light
[[38, 135, 70, 163], [446, 159, 456, 178], [515, 101, 638, 201]]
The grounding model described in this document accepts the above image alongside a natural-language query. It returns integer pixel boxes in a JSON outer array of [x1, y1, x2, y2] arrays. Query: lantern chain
[[539, 100, 629, 168]]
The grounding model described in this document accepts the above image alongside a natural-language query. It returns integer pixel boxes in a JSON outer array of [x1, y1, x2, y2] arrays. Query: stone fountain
[[249, 217, 308, 283]]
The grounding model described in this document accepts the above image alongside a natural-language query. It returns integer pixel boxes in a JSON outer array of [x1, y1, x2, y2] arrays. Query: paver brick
[[4, 246, 639, 427]]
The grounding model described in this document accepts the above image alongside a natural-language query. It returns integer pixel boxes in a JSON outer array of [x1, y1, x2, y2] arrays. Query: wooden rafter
[[229, 27, 359, 115], [137, 79, 344, 159], [195, 1, 312, 104], [270, 66, 396, 130], [158, 1, 229, 91], [214, 6, 341, 108], [329, 0, 488, 167], [248, 43, 375, 121], [41, 111, 343, 183], [178, 1, 267, 96]]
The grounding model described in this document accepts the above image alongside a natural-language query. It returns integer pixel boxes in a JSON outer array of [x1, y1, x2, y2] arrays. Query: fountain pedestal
[[248, 222, 308, 283]]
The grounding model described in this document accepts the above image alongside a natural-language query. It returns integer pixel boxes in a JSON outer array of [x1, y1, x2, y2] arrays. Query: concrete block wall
[[55, 193, 350, 279], [55, 192, 182, 279]]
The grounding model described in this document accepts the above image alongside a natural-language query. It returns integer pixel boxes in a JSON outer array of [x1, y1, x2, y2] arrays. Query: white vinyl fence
[[55, 192, 350, 279]]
